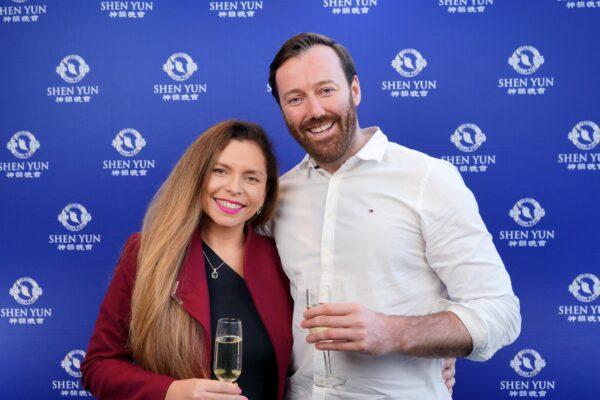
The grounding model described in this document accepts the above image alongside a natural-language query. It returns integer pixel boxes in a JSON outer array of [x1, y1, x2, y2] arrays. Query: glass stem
[[324, 350, 333, 378]]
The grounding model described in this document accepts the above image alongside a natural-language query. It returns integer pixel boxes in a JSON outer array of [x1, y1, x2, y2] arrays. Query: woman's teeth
[[216, 199, 242, 210]]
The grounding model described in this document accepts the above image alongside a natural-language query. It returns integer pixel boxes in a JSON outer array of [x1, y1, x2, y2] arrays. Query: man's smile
[[307, 121, 334, 134]]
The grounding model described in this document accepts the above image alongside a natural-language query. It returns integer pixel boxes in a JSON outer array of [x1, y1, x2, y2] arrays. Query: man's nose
[[306, 95, 326, 120]]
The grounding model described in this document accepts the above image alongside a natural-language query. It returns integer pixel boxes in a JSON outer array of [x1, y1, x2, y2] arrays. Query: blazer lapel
[[243, 229, 291, 389]]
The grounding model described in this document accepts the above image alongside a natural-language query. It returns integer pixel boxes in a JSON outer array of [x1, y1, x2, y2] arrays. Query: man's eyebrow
[[313, 79, 338, 88], [281, 88, 303, 99], [281, 80, 340, 99]]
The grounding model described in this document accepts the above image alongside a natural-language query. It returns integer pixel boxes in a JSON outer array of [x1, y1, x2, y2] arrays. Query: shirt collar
[[299, 127, 388, 174], [355, 127, 388, 163]]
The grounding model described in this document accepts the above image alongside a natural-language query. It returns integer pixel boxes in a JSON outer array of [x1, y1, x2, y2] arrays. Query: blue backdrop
[[1, 0, 599, 398]]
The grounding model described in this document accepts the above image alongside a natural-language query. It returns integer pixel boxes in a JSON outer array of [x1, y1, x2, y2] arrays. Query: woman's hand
[[165, 379, 247, 400]]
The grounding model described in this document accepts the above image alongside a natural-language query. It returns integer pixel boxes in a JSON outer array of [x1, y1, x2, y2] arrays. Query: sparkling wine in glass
[[214, 318, 242, 383], [306, 288, 330, 337]]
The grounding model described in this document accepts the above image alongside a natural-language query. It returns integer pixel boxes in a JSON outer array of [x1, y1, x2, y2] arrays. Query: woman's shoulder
[[122, 232, 141, 253], [112, 233, 142, 281], [249, 227, 278, 253], [120, 233, 142, 262]]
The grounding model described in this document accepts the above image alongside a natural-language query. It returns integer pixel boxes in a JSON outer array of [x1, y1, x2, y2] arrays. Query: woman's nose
[[225, 175, 242, 195]]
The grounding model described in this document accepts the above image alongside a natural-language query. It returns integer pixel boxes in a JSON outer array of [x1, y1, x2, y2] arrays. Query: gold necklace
[[202, 240, 242, 279], [203, 249, 226, 279]]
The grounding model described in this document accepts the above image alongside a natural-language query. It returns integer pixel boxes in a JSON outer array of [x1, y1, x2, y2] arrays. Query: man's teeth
[[308, 122, 334, 134], [216, 199, 242, 210]]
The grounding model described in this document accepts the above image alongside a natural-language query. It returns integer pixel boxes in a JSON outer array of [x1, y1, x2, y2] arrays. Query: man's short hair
[[268, 32, 357, 105]]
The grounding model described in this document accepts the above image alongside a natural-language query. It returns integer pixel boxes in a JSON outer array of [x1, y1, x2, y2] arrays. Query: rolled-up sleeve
[[418, 160, 521, 361]]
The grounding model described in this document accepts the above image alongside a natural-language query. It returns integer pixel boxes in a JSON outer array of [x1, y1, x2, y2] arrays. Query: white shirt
[[263, 128, 521, 400]]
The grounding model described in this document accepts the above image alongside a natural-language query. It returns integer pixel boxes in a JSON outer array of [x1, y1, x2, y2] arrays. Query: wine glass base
[[314, 376, 346, 388]]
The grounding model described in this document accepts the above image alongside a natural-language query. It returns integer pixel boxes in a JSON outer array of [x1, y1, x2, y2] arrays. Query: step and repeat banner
[[1, 0, 598, 398]]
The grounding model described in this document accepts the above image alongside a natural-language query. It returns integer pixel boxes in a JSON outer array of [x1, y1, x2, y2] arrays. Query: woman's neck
[[200, 220, 245, 254]]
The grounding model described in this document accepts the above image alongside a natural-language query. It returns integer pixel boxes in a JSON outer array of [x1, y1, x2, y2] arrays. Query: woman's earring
[[256, 206, 263, 215]]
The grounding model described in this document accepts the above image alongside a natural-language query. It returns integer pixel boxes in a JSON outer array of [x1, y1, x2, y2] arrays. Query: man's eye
[[287, 97, 301, 105], [322, 87, 335, 95]]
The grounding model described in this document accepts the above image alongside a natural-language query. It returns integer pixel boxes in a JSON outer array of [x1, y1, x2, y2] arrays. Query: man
[[265, 33, 521, 399]]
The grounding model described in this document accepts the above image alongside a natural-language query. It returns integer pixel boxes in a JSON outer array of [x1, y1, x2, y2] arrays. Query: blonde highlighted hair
[[129, 120, 279, 378]]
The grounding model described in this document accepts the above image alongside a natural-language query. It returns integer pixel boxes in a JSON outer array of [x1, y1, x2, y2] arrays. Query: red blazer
[[81, 228, 293, 400]]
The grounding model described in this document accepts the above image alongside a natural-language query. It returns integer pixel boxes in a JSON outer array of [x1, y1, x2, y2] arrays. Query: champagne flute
[[306, 288, 335, 386], [213, 318, 243, 383]]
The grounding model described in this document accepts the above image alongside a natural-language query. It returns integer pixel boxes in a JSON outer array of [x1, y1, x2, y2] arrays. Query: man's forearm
[[387, 311, 473, 358]]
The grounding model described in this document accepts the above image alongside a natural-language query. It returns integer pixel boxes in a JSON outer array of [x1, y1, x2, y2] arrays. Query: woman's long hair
[[129, 120, 279, 379]]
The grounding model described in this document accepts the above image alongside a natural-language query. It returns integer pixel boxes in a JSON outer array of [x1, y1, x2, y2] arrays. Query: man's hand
[[442, 358, 456, 395], [302, 303, 472, 359], [301, 303, 392, 356]]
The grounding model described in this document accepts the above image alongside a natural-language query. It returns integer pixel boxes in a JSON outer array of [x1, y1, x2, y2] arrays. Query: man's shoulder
[[278, 159, 308, 185], [381, 139, 463, 194], [384, 140, 445, 171]]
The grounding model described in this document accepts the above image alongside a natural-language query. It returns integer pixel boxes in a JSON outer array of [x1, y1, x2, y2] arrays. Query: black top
[[203, 242, 278, 400]]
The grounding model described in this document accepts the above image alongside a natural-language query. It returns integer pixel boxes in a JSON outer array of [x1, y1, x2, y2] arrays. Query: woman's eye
[[213, 168, 226, 174], [246, 176, 260, 183]]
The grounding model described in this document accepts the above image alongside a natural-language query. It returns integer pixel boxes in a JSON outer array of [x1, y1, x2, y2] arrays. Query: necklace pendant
[[211, 270, 219, 279]]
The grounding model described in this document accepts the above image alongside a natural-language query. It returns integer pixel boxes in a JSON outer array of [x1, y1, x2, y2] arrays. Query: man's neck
[[318, 126, 377, 174]]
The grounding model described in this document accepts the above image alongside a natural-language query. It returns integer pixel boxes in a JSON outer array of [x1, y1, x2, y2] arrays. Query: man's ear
[[351, 75, 361, 107]]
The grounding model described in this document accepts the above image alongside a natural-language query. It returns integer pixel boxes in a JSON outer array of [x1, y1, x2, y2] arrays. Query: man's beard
[[285, 98, 357, 166]]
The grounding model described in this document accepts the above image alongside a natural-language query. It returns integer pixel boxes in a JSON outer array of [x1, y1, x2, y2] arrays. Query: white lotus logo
[[61, 350, 86, 378], [57, 203, 92, 232], [508, 46, 544, 75], [450, 123, 486, 152], [9, 277, 43, 306], [112, 128, 146, 157], [6, 131, 40, 159], [56, 55, 90, 84], [509, 198, 545, 228], [163, 53, 198, 82], [568, 121, 600, 151], [569, 273, 600, 303], [510, 349, 546, 378], [391, 49, 428, 78]]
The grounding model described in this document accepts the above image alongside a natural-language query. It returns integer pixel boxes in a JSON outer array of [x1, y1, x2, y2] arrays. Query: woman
[[81, 120, 293, 400]]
